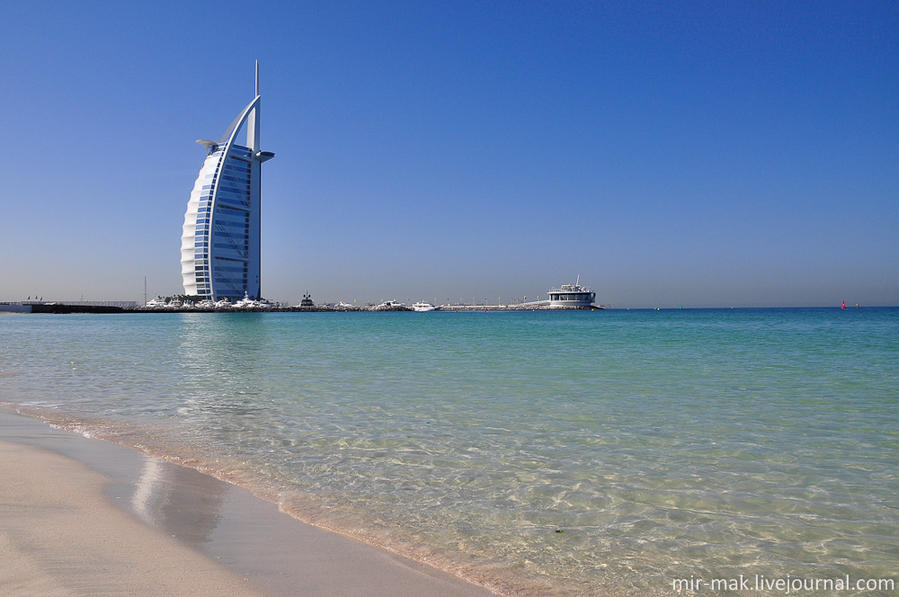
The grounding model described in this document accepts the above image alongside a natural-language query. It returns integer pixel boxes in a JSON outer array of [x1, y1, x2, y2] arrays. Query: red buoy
[[841, 299, 847, 310]]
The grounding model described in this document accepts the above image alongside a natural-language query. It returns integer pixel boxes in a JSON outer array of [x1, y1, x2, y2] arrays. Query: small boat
[[412, 302, 437, 312]]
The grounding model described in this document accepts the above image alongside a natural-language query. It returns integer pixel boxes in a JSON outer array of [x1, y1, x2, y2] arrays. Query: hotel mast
[[180, 62, 275, 300]]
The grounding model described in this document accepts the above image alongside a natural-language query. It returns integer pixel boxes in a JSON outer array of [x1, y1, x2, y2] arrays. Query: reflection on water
[[175, 313, 270, 422], [131, 453, 228, 547]]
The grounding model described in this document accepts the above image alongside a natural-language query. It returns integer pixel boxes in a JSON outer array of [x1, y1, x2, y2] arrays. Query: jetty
[[1, 280, 603, 313], [1, 301, 601, 314]]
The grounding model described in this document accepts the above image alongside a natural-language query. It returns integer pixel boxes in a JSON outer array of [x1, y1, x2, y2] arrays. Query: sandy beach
[[0, 410, 492, 596]]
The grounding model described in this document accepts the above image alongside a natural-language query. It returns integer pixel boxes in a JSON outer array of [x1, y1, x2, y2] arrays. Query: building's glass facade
[[180, 67, 272, 300]]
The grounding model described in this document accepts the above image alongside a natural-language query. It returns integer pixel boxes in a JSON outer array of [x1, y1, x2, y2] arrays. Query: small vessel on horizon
[[412, 302, 437, 312]]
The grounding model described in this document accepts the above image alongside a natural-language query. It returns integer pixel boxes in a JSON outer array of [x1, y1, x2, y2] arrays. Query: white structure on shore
[[180, 62, 275, 300]]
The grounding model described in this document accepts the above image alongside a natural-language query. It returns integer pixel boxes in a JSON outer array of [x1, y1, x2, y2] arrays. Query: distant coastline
[[4, 302, 892, 314], [0, 301, 603, 314]]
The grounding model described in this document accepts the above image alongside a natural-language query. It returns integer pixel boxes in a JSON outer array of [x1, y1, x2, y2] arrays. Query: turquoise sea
[[1, 309, 897, 595]]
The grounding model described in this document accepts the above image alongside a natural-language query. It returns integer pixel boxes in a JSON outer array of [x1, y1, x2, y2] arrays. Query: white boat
[[412, 302, 437, 312], [547, 275, 597, 309], [213, 297, 232, 309], [375, 300, 405, 310], [196, 299, 215, 309], [234, 292, 261, 310], [145, 297, 166, 309]]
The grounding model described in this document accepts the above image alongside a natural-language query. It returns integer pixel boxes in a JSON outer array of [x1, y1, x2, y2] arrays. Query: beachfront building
[[180, 62, 275, 300]]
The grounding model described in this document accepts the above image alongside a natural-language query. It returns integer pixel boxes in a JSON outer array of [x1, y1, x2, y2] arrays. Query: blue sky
[[1, 1, 896, 306]]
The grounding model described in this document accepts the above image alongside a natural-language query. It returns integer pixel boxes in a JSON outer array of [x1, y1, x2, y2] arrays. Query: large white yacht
[[145, 297, 166, 309], [234, 292, 262, 310], [547, 276, 597, 308], [412, 302, 437, 312]]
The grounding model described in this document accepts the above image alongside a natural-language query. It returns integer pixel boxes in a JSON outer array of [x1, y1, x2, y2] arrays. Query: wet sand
[[0, 410, 493, 596]]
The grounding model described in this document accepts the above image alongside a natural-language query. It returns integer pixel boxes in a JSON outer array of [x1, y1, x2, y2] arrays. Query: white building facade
[[180, 62, 274, 300]]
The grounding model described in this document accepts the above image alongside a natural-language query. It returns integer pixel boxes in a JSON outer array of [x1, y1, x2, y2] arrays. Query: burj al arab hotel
[[180, 62, 274, 300]]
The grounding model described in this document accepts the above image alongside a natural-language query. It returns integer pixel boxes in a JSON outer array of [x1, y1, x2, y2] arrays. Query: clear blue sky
[[1, 1, 896, 307]]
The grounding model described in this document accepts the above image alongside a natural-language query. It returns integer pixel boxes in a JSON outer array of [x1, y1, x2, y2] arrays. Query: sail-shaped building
[[180, 62, 274, 300]]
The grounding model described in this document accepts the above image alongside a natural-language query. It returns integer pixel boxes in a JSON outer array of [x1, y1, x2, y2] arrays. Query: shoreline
[[0, 408, 494, 597]]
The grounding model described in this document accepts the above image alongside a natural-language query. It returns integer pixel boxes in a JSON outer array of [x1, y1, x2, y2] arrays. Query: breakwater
[[2, 302, 602, 314]]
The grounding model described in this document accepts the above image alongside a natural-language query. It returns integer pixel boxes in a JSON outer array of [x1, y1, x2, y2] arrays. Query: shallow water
[[1, 309, 897, 595]]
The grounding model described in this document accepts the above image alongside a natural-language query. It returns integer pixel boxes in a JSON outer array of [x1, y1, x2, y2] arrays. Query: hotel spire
[[247, 60, 260, 150]]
